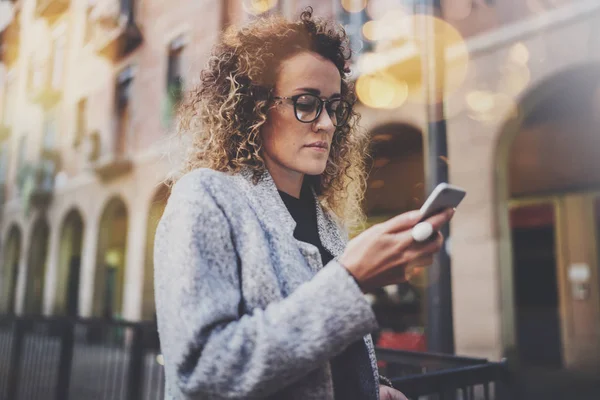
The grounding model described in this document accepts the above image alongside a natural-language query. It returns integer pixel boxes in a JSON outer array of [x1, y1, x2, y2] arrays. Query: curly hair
[[174, 7, 369, 231]]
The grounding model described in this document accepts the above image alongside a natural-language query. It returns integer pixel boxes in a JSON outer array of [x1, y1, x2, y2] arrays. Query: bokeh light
[[341, 0, 368, 13], [359, 14, 470, 107], [443, 0, 473, 21], [499, 64, 531, 96], [242, 0, 278, 16], [356, 71, 409, 109], [466, 91, 519, 123], [366, 1, 408, 20], [466, 90, 496, 114], [509, 42, 530, 66], [363, 10, 414, 45]]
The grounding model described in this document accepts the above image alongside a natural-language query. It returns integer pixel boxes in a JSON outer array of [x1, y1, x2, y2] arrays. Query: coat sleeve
[[154, 174, 379, 399]]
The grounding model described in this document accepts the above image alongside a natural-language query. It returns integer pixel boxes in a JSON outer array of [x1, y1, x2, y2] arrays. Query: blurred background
[[1, 0, 600, 398]]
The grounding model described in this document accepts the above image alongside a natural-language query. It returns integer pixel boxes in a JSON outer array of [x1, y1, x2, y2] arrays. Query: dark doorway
[[511, 204, 562, 368]]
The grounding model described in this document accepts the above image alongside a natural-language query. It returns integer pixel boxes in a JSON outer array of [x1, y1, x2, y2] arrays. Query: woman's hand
[[339, 208, 454, 292], [379, 385, 408, 400]]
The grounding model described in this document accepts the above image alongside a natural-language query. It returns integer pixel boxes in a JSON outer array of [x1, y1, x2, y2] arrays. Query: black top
[[278, 182, 373, 400], [278, 182, 334, 266]]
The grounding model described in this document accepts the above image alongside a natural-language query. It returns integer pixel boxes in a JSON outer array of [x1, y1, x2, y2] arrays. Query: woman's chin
[[300, 164, 328, 176]]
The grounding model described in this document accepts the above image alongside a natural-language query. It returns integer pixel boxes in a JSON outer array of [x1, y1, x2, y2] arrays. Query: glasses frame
[[272, 93, 352, 127]]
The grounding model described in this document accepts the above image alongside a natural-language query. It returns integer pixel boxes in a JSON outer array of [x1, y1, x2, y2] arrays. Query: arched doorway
[[93, 197, 128, 319], [363, 123, 426, 345], [55, 209, 84, 316], [142, 185, 170, 321], [496, 64, 600, 372], [24, 218, 50, 315], [1, 225, 21, 314]]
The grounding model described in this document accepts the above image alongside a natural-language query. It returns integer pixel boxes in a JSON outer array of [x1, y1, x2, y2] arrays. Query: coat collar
[[236, 166, 347, 257]]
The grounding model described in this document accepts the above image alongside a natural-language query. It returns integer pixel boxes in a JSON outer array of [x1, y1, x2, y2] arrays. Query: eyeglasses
[[272, 93, 352, 127]]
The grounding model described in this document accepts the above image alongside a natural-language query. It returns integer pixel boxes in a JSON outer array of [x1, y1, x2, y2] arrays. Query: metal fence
[[376, 348, 511, 400], [0, 315, 511, 400], [0, 316, 164, 400]]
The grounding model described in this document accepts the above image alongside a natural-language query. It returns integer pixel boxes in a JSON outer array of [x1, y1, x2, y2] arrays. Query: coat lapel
[[234, 167, 380, 397], [236, 167, 347, 271]]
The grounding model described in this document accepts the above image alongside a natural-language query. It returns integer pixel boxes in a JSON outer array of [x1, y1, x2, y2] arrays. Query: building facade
[[2, 0, 600, 373]]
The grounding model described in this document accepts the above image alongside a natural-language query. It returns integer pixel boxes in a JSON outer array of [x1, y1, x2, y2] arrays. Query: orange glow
[[242, 0, 278, 16], [356, 71, 409, 109], [341, 0, 368, 13]]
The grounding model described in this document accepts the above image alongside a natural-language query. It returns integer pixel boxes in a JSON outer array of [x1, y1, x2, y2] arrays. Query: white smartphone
[[419, 183, 466, 221]]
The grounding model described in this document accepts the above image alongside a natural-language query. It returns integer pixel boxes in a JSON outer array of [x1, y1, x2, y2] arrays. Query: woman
[[154, 8, 454, 400]]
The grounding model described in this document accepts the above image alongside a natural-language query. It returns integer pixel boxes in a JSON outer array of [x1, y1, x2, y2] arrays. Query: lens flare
[[356, 71, 409, 109], [499, 65, 531, 96], [341, 0, 367, 13], [242, 0, 278, 16], [509, 42, 529, 66], [404, 15, 470, 104]]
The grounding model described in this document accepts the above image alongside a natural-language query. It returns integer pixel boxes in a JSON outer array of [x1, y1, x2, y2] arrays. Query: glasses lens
[[294, 94, 320, 122], [329, 99, 350, 126]]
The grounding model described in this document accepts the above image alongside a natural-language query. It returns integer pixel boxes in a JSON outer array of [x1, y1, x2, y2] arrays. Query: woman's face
[[260, 51, 342, 180]]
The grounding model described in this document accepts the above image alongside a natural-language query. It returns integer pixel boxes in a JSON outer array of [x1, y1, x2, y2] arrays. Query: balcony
[[91, 153, 133, 182], [79, 129, 131, 180], [0, 9, 21, 68], [90, 0, 142, 61], [18, 151, 61, 211], [35, 0, 70, 25]]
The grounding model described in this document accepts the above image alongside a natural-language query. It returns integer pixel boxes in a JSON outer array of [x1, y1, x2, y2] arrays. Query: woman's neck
[[265, 158, 304, 199]]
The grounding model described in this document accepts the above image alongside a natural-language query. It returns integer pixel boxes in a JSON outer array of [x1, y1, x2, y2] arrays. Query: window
[[114, 66, 133, 155], [163, 36, 185, 126], [1, 76, 16, 127], [17, 136, 26, 172], [42, 114, 57, 151], [51, 35, 66, 90], [0, 142, 10, 183], [15, 135, 27, 192], [75, 98, 87, 146]]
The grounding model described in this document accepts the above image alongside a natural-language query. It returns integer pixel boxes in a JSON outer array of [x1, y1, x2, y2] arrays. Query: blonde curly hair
[[174, 7, 369, 230]]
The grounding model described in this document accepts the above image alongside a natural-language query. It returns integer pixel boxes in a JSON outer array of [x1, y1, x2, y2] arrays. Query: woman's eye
[[296, 101, 316, 111]]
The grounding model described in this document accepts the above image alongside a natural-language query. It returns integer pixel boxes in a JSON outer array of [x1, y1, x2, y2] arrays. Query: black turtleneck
[[277, 182, 334, 266], [278, 181, 372, 400]]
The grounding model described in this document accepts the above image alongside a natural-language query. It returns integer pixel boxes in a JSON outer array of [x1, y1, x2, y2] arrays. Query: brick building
[[2, 0, 600, 373]]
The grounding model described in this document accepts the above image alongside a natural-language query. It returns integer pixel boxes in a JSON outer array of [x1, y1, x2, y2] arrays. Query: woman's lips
[[304, 142, 328, 151]]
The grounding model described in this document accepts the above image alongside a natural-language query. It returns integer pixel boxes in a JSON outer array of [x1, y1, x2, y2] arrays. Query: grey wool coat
[[154, 167, 382, 399]]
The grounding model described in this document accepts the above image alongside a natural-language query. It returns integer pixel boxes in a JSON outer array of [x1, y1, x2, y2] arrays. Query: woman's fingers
[[380, 210, 422, 233], [423, 208, 455, 231]]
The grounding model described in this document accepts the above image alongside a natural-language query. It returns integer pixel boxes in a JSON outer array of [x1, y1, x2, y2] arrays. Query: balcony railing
[[35, 0, 70, 24], [91, 153, 133, 182], [0, 315, 512, 400], [18, 150, 61, 210], [0, 315, 163, 400], [376, 348, 512, 399], [90, 0, 142, 61]]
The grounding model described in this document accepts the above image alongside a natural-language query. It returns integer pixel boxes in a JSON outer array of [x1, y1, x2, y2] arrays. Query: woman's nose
[[314, 108, 335, 132]]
